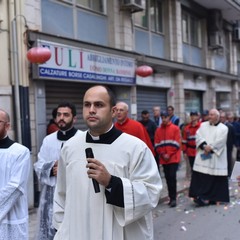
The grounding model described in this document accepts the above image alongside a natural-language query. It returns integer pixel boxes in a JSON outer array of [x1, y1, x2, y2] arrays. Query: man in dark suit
[[139, 110, 157, 147], [220, 111, 235, 177]]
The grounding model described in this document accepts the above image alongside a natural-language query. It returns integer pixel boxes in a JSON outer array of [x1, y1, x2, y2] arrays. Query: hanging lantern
[[135, 65, 153, 77], [27, 47, 51, 64]]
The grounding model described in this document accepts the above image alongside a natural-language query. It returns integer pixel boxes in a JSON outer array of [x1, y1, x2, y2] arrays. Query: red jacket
[[182, 121, 201, 157], [154, 122, 181, 165], [46, 122, 59, 135], [115, 118, 155, 156]]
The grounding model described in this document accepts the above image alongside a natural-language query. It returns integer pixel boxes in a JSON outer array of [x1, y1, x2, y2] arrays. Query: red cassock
[[115, 118, 155, 156]]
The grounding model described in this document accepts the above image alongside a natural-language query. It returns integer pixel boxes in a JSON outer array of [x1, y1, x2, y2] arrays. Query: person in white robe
[[34, 102, 79, 240], [0, 109, 30, 240], [53, 85, 162, 240], [189, 108, 229, 206]]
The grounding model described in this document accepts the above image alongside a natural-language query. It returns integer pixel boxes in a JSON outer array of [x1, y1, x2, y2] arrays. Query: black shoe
[[169, 200, 177, 207], [209, 201, 216, 205], [194, 197, 209, 207]]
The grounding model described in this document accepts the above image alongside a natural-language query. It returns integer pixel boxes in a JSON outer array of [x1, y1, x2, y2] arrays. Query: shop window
[[184, 90, 202, 113], [216, 92, 231, 110], [182, 10, 202, 47], [134, 0, 163, 33]]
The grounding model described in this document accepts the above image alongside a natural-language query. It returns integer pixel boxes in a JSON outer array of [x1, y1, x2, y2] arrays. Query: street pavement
[[153, 180, 240, 240], [27, 160, 190, 239], [29, 159, 240, 240]]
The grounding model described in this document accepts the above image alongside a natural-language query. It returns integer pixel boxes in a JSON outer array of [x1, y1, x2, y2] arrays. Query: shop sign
[[36, 40, 136, 85]]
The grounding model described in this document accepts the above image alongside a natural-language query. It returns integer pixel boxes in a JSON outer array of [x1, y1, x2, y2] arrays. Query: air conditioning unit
[[121, 0, 144, 13], [209, 31, 223, 49], [207, 9, 223, 32]]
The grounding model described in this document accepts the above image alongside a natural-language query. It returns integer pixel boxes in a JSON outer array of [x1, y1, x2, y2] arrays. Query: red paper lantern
[[136, 65, 153, 77], [27, 47, 51, 64]]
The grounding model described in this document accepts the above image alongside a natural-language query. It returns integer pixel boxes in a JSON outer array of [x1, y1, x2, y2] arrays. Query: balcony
[[193, 0, 240, 21]]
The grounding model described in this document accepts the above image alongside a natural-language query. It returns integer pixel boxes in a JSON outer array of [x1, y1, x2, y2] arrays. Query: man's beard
[[58, 119, 73, 131]]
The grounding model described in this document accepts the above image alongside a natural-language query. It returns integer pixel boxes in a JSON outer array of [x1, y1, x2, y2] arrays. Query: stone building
[[0, 0, 240, 206]]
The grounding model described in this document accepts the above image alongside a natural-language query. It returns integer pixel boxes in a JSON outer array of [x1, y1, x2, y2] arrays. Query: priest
[[0, 109, 30, 239], [34, 102, 79, 240], [53, 85, 162, 240], [189, 108, 229, 206]]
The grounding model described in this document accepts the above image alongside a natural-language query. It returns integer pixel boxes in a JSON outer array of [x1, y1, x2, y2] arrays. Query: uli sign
[[36, 40, 136, 85]]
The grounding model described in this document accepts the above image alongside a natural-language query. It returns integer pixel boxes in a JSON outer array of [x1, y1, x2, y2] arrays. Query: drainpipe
[[11, 17, 22, 143]]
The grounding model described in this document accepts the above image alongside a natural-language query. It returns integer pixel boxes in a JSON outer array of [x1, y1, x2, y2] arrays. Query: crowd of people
[[2, 85, 240, 239], [138, 107, 240, 208]]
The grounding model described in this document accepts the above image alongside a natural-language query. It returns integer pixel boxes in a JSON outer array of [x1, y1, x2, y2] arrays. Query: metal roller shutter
[[45, 82, 127, 131], [137, 86, 167, 120], [45, 81, 91, 131]]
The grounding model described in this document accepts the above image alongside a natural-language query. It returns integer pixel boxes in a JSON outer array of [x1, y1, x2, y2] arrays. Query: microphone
[[85, 148, 100, 193]]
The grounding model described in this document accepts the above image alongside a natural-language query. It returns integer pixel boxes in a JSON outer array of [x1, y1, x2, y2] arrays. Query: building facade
[[0, 0, 240, 206]]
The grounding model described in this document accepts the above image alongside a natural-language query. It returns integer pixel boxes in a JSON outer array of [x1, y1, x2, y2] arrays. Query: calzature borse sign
[[37, 40, 136, 85]]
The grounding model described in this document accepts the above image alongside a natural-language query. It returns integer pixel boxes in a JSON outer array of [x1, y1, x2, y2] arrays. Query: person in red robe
[[114, 102, 155, 156], [46, 107, 59, 135]]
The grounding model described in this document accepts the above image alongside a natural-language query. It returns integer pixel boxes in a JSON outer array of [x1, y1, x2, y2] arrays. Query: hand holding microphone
[[85, 148, 100, 193]]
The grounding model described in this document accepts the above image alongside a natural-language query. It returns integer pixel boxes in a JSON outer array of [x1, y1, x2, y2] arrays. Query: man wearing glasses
[[0, 109, 30, 239]]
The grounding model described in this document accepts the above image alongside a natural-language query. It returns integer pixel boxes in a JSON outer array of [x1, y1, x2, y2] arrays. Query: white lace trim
[[35, 185, 56, 240], [0, 188, 21, 222], [0, 222, 28, 240]]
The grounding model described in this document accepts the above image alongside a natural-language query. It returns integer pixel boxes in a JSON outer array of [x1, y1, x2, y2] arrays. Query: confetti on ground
[[181, 226, 187, 231], [224, 206, 228, 210], [184, 209, 194, 214]]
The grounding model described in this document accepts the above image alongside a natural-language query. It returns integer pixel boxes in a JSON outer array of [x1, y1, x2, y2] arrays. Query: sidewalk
[[28, 160, 190, 239]]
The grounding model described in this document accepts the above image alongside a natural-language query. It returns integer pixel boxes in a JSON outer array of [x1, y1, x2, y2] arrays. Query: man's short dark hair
[[104, 86, 116, 108], [141, 110, 149, 115], [88, 85, 116, 108], [57, 102, 77, 117], [51, 107, 58, 119], [167, 105, 174, 111]]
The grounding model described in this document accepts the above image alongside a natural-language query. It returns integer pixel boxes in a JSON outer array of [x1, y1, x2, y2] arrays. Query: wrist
[[106, 175, 113, 189]]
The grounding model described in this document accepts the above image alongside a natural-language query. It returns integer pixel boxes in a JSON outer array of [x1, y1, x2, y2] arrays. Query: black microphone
[[85, 148, 100, 193]]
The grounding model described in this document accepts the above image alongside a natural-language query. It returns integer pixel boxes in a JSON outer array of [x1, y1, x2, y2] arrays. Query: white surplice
[[34, 132, 62, 240], [0, 140, 30, 240], [194, 121, 228, 175], [34, 128, 80, 240], [53, 130, 162, 240]]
